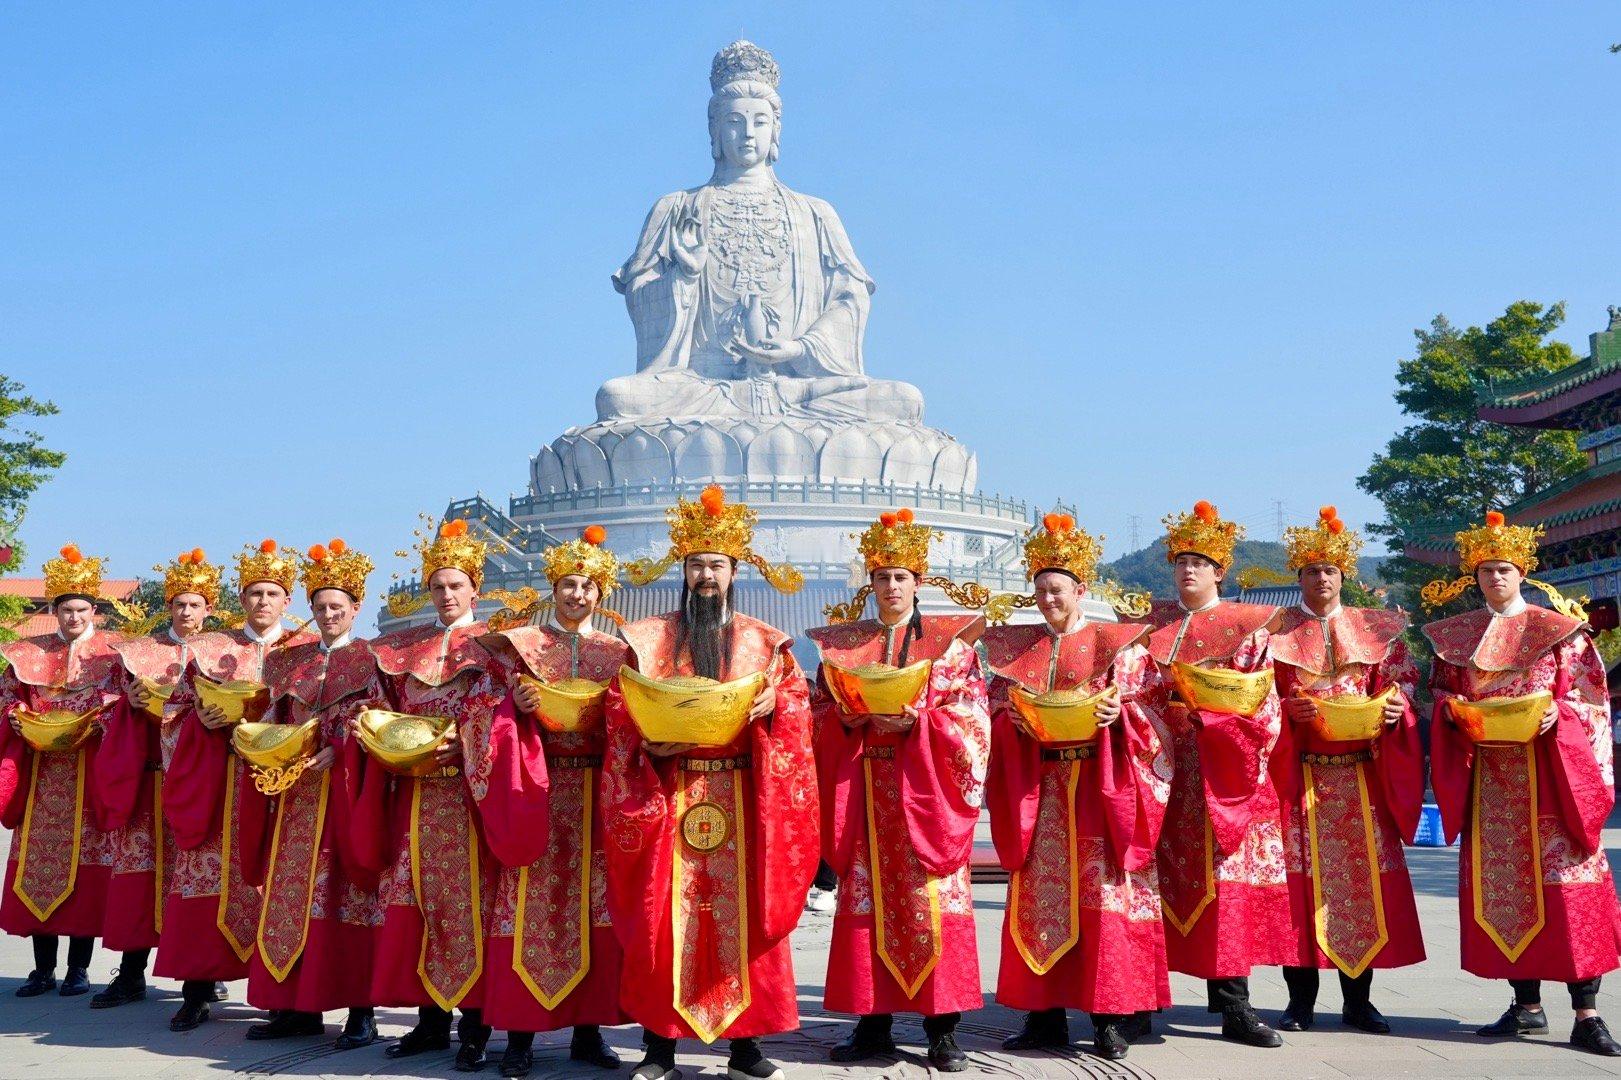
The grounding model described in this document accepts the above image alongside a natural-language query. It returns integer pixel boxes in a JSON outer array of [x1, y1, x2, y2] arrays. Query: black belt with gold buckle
[[1041, 744, 1097, 762], [678, 755, 751, 772], [1301, 749, 1373, 766], [862, 745, 897, 760], [549, 754, 602, 770]]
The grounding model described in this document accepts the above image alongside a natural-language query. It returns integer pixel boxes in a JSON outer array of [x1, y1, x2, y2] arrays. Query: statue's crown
[[710, 40, 779, 92]]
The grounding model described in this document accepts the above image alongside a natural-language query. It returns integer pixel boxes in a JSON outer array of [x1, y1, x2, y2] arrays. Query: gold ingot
[[14, 706, 102, 752], [1170, 662, 1275, 718], [822, 660, 932, 717], [1010, 684, 1114, 744], [232, 719, 319, 771], [134, 676, 174, 720], [1309, 686, 1397, 743], [354, 709, 458, 777], [194, 676, 270, 726], [1450, 691, 1553, 747], [519, 674, 608, 734], [617, 666, 764, 747]]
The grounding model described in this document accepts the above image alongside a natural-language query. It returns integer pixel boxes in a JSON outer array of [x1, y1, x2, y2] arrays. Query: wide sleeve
[[460, 671, 551, 869], [600, 671, 675, 975], [752, 648, 819, 943], [0, 671, 29, 828], [1370, 638, 1426, 843], [1426, 658, 1473, 844], [1544, 634, 1614, 856], [984, 675, 1041, 873], [811, 669, 865, 876], [1099, 645, 1174, 872], [1190, 628, 1281, 854], [895, 639, 991, 878], [90, 687, 150, 831], [163, 671, 230, 851]]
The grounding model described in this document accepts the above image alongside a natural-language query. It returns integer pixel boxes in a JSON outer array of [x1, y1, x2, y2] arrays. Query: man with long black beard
[[603, 486, 819, 1080]]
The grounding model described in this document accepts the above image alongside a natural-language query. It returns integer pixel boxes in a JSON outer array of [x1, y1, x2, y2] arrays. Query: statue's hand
[[672, 207, 706, 272], [731, 335, 806, 366]]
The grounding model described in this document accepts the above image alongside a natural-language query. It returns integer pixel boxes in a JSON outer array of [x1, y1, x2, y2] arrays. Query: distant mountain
[[1101, 542, 1393, 597]]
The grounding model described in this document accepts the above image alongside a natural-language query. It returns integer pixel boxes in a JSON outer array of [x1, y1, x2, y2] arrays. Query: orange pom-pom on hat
[[307, 544, 328, 562], [60, 544, 83, 564], [1327, 519, 1346, 534], [258, 539, 277, 553], [1058, 514, 1075, 531], [879, 511, 897, 528], [582, 524, 607, 545], [1486, 510, 1506, 527], [896, 507, 915, 524], [329, 538, 347, 555], [190, 547, 206, 564], [1320, 506, 1336, 521], [1192, 500, 1218, 524], [699, 484, 726, 517], [1042, 512, 1062, 533]]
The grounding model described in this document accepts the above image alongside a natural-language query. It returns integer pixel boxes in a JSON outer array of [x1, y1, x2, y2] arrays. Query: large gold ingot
[[1310, 686, 1397, 743], [518, 674, 607, 734], [354, 710, 458, 776], [617, 666, 764, 747], [822, 660, 932, 717], [133, 676, 174, 720], [232, 719, 319, 795], [1170, 662, 1274, 718], [1450, 691, 1552, 747], [1009, 685, 1113, 744], [194, 676, 271, 726], [14, 706, 102, 752]]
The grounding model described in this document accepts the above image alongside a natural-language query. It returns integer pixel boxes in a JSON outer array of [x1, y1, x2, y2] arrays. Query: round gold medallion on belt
[[680, 801, 730, 853]]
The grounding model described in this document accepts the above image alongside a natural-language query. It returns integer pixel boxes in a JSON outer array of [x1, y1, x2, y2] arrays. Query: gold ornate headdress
[[1162, 500, 1242, 569], [823, 508, 993, 624], [985, 512, 1150, 622], [384, 515, 492, 618], [624, 485, 803, 594], [303, 538, 374, 602], [235, 538, 300, 595], [161, 548, 222, 606], [1285, 506, 1362, 576], [43, 544, 105, 603], [1421, 510, 1584, 618], [484, 526, 626, 631]]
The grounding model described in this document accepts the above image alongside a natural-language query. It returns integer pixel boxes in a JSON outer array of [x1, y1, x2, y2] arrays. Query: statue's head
[[708, 40, 782, 167]]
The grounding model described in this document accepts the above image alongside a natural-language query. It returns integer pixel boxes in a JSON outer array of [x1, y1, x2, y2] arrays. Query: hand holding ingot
[[1381, 692, 1406, 727], [645, 741, 698, 758], [198, 701, 233, 730], [1093, 690, 1122, 727], [514, 679, 545, 715], [1285, 696, 1319, 725], [307, 745, 336, 774], [747, 682, 776, 723]]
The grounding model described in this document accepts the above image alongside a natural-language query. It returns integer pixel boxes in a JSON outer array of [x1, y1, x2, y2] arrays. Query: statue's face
[[715, 96, 776, 167]]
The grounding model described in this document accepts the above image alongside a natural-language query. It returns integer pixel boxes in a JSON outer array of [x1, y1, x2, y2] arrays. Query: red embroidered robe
[[983, 620, 1173, 1015], [480, 624, 630, 1033], [602, 612, 818, 1043], [347, 621, 548, 1011], [99, 631, 218, 951], [1270, 607, 1425, 977], [241, 637, 388, 1012], [156, 626, 313, 983], [0, 630, 123, 938], [1147, 601, 1294, 978], [808, 614, 990, 1017], [1426, 606, 1621, 981]]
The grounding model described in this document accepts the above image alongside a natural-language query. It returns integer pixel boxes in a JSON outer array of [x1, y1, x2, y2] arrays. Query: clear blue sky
[[3, 4, 1616, 618]]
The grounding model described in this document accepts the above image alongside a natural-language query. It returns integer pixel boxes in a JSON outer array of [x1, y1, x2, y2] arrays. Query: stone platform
[[4, 816, 1621, 1080]]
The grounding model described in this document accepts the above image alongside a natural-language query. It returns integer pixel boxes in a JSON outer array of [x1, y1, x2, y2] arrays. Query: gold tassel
[[1420, 575, 1474, 611], [823, 585, 873, 624], [1526, 578, 1588, 623], [624, 550, 677, 587]]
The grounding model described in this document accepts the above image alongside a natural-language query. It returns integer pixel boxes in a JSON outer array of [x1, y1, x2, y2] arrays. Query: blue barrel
[[1410, 802, 1453, 847]]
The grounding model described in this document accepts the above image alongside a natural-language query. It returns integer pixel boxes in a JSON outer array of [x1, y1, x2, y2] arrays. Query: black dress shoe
[[455, 1034, 490, 1072], [1572, 1017, 1621, 1056], [1002, 1010, 1069, 1050], [246, 1011, 325, 1040], [499, 1045, 534, 1078], [1342, 1001, 1391, 1034], [15, 969, 56, 997], [1477, 1002, 1548, 1037], [1222, 1004, 1283, 1048], [334, 1012, 378, 1050], [385, 1023, 453, 1058], [725, 1038, 783, 1080], [89, 972, 147, 1009], [59, 967, 90, 996], [213, 982, 229, 1002], [1120, 1011, 1152, 1042], [927, 1033, 969, 1072], [1092, 1021, 1128, 1061], [628, 1062, 680, 1080], [828, 1033, 897, 1062], [169, 1000, 211, 1032], [1278, 1001, 1315, 1031], [569, 1031, 622, 1069]]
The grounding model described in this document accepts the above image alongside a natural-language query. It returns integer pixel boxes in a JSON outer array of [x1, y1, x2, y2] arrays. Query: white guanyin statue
[[596, 41, 926, 424]]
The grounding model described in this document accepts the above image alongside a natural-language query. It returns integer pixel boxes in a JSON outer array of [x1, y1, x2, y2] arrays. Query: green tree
[[1356, 301, 1587, 614], [0, 377, 66, 645]]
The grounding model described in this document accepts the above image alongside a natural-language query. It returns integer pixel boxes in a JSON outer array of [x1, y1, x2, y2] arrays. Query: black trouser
[[181, 979, 215, 1005], [813, 860, 837, 891], [641, 1031, 762, 1066], [1283, 967, 1373, 1009], [505, 1025, 598, 1054], [1513, 976, 1603, 1012], [32, 934, 94, 973], [116, 948, 149, 981], [1207, 977, 1250, 1012], [853, 1012, 960, 1042], [417, 1004, 489, 1041]]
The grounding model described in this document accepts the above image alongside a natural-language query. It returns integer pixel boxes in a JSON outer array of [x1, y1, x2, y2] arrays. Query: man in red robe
[[481, 526, 629, 1078], [351, 518, 548, 1071], [1267, 508, 1424, 1034], [0, 545, 122, 999], [604, 486, 818, 1080], [160, 540, 313, 1031], [1148, 502, 1289, 1047], [1424, 513, 1621, 1057], [807, 507, 990, 1072], [239, 539, 386, 1050], [93, 548, 223, 1010], [983, 514, 1171, 1061]]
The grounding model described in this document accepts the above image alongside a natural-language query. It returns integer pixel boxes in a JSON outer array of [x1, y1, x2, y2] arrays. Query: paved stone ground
[[3, 815, 1621, 1080]]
